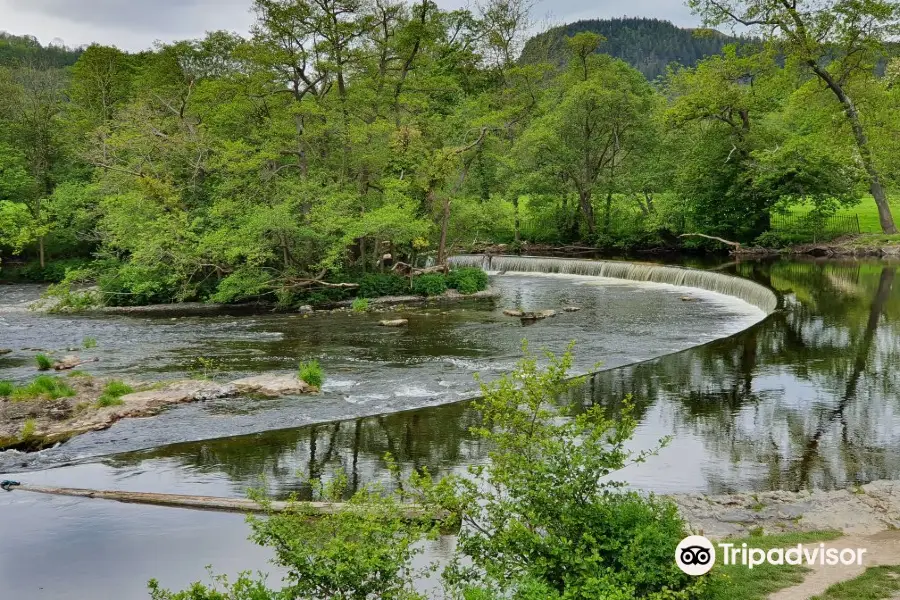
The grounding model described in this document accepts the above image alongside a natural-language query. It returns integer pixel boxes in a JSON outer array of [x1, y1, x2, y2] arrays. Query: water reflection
[[103, 259, 900, 495]]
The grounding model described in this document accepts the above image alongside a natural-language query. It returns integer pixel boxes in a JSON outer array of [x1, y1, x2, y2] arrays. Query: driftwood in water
[[11, 485, 445, 521]]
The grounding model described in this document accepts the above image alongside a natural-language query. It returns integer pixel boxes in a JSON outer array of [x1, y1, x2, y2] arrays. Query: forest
[[0, 0, 899, 308]]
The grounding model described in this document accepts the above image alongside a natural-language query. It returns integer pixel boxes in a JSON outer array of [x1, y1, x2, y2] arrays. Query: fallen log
[[6, 484, 446, 521], [679, 233, 742, 250]]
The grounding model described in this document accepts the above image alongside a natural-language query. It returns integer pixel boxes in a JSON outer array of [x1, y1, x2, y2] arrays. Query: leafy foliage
[[447, 267, 489, 294], [298, 360, 323, 388], [411, 273, 448, 296], [357, 274, 410, 298], [438, 343, 699, 599]]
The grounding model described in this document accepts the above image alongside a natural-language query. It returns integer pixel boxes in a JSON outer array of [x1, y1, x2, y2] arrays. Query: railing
[[771, 213, 860, 242]]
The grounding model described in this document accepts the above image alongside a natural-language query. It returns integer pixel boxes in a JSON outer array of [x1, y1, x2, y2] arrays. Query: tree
[[517, 33, 658, 237], [0, 65, 67, 266], [689, 0, 900, 233], [69, 45, 134, 125]]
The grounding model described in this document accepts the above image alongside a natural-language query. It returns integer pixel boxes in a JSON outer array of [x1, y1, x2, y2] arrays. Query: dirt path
[[769, 531, 900, 600]]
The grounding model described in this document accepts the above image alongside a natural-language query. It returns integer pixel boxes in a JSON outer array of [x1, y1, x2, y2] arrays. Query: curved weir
[[451, 255, 778, 314]]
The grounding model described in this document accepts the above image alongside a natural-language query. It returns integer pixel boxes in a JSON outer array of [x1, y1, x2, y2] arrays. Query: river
[[1, 257, 898, 598]]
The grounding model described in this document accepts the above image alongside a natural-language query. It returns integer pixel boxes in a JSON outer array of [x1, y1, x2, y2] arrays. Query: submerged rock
[[231, 374, 316, 396], [380, 319, 409, 327], [563, 306, 582, 312], [503, 309, 525, 317], [0, 349, 12, 355]]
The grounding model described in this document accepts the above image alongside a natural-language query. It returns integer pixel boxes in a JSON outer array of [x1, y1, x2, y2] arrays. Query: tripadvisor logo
[[676, 535, 716, 576], [675, 535, 868, 576]]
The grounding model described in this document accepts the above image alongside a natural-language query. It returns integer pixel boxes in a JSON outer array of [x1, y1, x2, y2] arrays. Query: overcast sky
[[1, 0, 700, 51]]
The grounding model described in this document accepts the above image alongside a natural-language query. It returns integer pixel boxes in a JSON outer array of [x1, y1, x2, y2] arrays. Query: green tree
[[516, 34, 659, 237], [689, 0, 900, 233]]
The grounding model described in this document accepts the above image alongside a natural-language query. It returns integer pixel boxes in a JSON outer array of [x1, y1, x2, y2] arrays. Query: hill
[[521, 18, 742, 80], [0, 32, 83, 68]]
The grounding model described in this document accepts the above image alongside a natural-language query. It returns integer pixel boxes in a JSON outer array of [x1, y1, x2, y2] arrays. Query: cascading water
[[449, 254, 778, 314]]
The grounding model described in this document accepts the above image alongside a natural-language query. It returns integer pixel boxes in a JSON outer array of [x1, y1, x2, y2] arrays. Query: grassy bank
[[707, 530, 844, 600]]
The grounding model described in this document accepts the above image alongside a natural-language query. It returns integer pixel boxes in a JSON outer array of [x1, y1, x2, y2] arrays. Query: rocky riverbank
[[671, 480, 900, 539], [0, 374, 317, 451]]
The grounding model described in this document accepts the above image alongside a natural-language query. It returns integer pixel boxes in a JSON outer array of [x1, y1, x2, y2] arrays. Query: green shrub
[[35, 354, 53, 371], [95, 394, 125, 408], [298, 360, 324, 388], [440, 344, 701, 599], [20, 418, 36, 441], [103, 380, 134, 398], [411, 273, 447, 296], [67, 370, 92, 379], [10, 258, 92, 283], [11, 375, 76, 401], [83, 337, 97, 349], [351, 297, 370, 313], [447, 267, 488, 294], [0, 380, 13, 397], [357, 273, 409, 298]]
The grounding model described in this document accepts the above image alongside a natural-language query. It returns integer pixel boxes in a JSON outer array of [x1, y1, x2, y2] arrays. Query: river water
[[1, 258, 898, 598]]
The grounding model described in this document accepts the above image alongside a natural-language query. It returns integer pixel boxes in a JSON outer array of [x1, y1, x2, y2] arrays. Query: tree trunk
[[39, 236, 45, 269], [603, 189, 613, 235], [437, 196, 451, 265], [513, 196, 520, 243], [812, 64, 897, 234], [578, 190, 596, 236]]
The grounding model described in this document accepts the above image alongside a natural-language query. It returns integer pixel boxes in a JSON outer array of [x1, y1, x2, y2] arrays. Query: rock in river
[[231, 374, 316, 396], [503, 309, 524, 317]]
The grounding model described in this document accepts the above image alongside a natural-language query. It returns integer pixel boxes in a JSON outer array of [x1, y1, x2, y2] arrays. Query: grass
[[34, 353, 53, 371], [83, 337, 98, 349], [784, 195, 900, 235], [352, 297, 370, 313], [706, 530, 844, 600], [67, 370, 93, 379], [299, 360, 324, 388], [0, 380, 13, 397], [9, 375, 77, 401], [19, 418, 36, 441], [811, 565, 900, 599], [95, 380, 133, 408]]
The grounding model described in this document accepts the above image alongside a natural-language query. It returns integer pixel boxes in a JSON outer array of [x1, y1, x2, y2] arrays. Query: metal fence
[[771, 213, 860, 242]]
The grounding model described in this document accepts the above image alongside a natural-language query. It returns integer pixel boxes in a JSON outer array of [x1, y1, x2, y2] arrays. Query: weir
[[449, 255, 778, 314]]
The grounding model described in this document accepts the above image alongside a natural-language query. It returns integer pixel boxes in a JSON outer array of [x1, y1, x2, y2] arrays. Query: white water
[[450, 255, 778, 314]]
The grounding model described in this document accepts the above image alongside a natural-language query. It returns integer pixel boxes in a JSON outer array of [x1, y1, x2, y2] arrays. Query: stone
[[521, 309, 557, 321], [297, 305, 314, 313], [563, 306, 582, 312], [379, 319, 409, 327], [118, 380, 234, 408], [54, 356, 99, 371], [680, 296, 697, 302], [503, 309, 524, 317], [0, 349, 11, 355], [230, 374, 315, 396]]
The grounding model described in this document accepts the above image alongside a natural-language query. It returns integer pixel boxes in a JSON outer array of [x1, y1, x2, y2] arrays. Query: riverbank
[[22, 286, 500, 315], [0, 374, 316, 451], [672, 480, 900, 539]]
